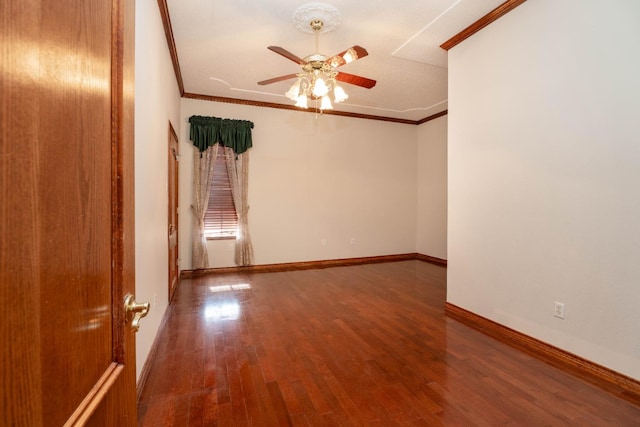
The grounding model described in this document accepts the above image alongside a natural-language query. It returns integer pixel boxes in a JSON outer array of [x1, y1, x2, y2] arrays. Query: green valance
[[188, 115, 254, 154]]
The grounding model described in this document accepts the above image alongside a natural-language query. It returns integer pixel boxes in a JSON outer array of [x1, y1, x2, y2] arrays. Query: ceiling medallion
[[292, 2, 341, 34]]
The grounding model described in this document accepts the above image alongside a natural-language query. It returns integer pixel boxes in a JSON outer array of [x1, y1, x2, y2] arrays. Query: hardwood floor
[[137, 261, 640, 426]]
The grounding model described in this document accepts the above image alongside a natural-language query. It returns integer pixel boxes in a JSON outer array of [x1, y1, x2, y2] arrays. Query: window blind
[[204, 148, 238, 238]]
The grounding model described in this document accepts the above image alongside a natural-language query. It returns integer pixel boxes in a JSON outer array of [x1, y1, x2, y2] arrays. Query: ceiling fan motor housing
[[303, 54, 331, 73]]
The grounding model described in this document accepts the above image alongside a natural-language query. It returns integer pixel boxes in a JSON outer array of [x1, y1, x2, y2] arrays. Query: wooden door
[[0, 0, 138, 425], [168, 123, 180, 301]]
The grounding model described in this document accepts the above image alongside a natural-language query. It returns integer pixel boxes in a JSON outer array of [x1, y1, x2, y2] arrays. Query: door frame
[[167, 122, 180, 301]]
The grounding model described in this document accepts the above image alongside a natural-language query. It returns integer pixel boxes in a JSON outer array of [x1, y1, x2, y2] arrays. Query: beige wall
[[417, 116, 447, 259], [179, 99, 420, 268], [134, 4, 449, 381], [448, 0, 640, 379], [134, 0, 181, 380]]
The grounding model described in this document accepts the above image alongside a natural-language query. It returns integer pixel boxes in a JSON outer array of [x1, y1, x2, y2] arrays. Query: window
[[204, 146, 238, 239]]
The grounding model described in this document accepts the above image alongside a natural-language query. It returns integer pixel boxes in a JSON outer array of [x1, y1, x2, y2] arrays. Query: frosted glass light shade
[[285, 80, 301, 101], [312, 77, 329, 97], [333, 85, 348, 103], [320, 95, 333, 110], [295, 94, 308, 108]]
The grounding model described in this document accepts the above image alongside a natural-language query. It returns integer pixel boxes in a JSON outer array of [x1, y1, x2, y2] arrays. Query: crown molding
[[157, 0, 184, 95], [440, 0, 527, 51], [182, 92, 435, 125], [417, 110, 448, 125]]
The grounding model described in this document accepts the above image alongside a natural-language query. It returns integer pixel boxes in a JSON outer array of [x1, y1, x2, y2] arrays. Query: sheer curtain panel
[[225, 147, 254, 266], [191, 144, 219, 269]]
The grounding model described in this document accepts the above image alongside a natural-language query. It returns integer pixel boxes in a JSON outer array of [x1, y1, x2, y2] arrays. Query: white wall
[[134, 0, 181, 380], [179, 99, 418, 269], [448, 0, 640, 379], [417, 116, 447, 259]]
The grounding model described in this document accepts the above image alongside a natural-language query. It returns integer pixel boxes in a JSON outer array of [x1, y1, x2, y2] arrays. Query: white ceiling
[[166, 0, 505, 122]]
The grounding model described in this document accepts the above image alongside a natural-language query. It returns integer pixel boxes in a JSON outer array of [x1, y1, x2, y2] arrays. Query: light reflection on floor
[[204, 302, 240, 321], [208, 283, 251, 293], [203, 283, 251, 321]]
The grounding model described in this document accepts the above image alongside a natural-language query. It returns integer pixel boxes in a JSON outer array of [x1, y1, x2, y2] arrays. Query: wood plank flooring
[[137, 261, 640, 426]]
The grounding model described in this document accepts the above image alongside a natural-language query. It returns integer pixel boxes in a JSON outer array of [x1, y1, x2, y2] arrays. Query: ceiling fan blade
[[267, 46, 306, 65], [335, 72, 376, 89], [327, 45, 369, 68], [257, 74, 298, 86]]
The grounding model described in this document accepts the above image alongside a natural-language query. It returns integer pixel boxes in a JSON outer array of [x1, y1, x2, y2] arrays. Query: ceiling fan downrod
[[310, 19, 323, 54]]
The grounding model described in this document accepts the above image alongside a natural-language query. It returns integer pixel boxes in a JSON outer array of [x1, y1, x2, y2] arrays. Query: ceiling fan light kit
[[258, 2, 376, 112]]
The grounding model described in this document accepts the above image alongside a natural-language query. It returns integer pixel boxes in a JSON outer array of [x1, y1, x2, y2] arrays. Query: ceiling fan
[[258, 18, 376, 110]]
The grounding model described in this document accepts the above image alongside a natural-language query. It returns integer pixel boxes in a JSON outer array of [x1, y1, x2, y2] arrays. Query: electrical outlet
[[321, 238, 327, 246], [554, 301, 565, 319], [350, 238, 356, 245]]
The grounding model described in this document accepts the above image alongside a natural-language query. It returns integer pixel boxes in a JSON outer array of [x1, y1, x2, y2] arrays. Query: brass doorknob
[[124, 294, 150, 332]]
